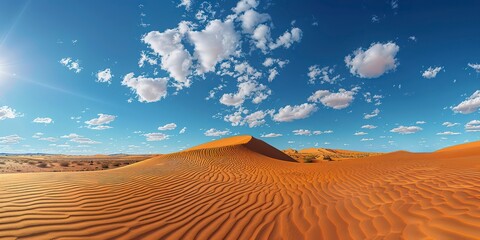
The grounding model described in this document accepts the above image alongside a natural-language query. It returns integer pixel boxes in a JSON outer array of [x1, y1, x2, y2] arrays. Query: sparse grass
[[304, 155, 315, 163], [102, 164, 109, 169], [0, 161, 5, 165], [59, 161, 70, 167], [323, 155, 332, 161], [37, 163, 48, 168], [112, 162, 121, 167]]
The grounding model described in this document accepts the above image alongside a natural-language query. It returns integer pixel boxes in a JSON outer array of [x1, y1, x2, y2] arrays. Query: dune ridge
[[0, 136, 479, 239]]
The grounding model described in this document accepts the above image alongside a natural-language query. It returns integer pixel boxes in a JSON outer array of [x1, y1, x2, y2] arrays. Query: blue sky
[[0, 0, 479, 154]]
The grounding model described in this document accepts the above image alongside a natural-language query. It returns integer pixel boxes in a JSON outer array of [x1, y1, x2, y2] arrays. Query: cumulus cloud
[[436, 131, 461, 135], [59, 57, 82, 73], [33, 117, 53, 124], [308, 88, 359, 109], [220, 81, 270, 107], [390, 126, 422, 134], [189, 20, 240, 73], [261, 133, 282, 138], [422, 67, 443, 79], [269, 27, 302, 50], [308, 65, 341, 84], [364, 108, 380, 119], [465, 120, 480, 132], [292, 129, 312, 136], [468, 63, 480, 73], [122, 73, 168, 103], [144, 132, 169, 141], [143, 23, 193, 88], [96, 68, 113, 84], [361, 124, 377, 129], [204, 128, 230, 137], [0, 106, 21, 120], [272, 103, 317, 122], [452, 90, 480, 114], [345, 42, 399, 78], [158, 123, 177, 131], [178, 0, 192, 10], [442, 122, 459, 127], [85, 114, 116, 130], [0, 135, 23, 144], [224, 108, 273, 128], [239, 9, 270, 33]]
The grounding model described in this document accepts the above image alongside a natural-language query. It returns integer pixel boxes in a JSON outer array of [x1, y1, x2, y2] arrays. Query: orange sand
[[0, 135, 479, 239]]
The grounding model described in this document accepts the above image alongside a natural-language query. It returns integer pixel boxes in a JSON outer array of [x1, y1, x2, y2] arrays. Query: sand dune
[[1, 136, 479, 239]]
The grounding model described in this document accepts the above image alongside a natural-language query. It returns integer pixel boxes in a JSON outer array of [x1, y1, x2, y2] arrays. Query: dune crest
[[0, 137, 479, 239], [187, 135, 296, 162]]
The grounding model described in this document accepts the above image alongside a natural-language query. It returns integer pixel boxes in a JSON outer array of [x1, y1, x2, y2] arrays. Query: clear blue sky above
[[0, 0, 479, 154]]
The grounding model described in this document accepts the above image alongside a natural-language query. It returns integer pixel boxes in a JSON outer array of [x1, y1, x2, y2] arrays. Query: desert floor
[[0, 136, 479, 239], [0, 155, 154, 174]]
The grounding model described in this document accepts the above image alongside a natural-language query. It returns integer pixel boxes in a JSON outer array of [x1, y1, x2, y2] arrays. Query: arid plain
[[0, 135, 479, 239]]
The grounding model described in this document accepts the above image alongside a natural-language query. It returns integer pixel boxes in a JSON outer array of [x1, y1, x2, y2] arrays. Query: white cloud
[[39, 137, 58, 142], [204, 128, 230, 137], [122, 73, 168, 103], [452, 90, 480, 114], [269, 27, 302, 50], [232, 0, 259, 14], [96, 68, 113, 84], [345, 42, 399, 78], [468, 63, 480, 73], [252, 24, 271, 52], [268, 68, 278, 82], [465, 120, 480, 132], [32, 132, 44, 138], [59, 57, 82, 73], [422, 67, 443, 79], [416, 121, 426, 124], [261, 133, 282, 138], [293, 129, 311, 136], [239, 9, 270, 33], [308, 88, 359, 109], [364, 108, 380, 119], [85, 114, 116, 130], [442, 122, 459, 127], [272, 103, 317, 122], [354, 131, 368, 136], [243, 110, 269, 127], [33, 117, 53, 124], [179, 127, 187, 134], [224, 108, 273, 128], [308, 65, 341, 84], [361, 138, 374, 141], [262, 58, 288, 68], [60, 133, 100, 144], [143, 21, 193, 88], [390, 126, 422, 134], [408, 36, 417, 42], [144, 132, 169, 141], [0, 135, 23, 144], [178, 0, 192, 10], [220, 81, 269, 107], [158, 123, 177, 131], [0, 106, 21, 120], [436, 131, 461, 135], [61, 133, 82, 139], [361, 124, 377, 129], [189, 20, 240, 73]]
